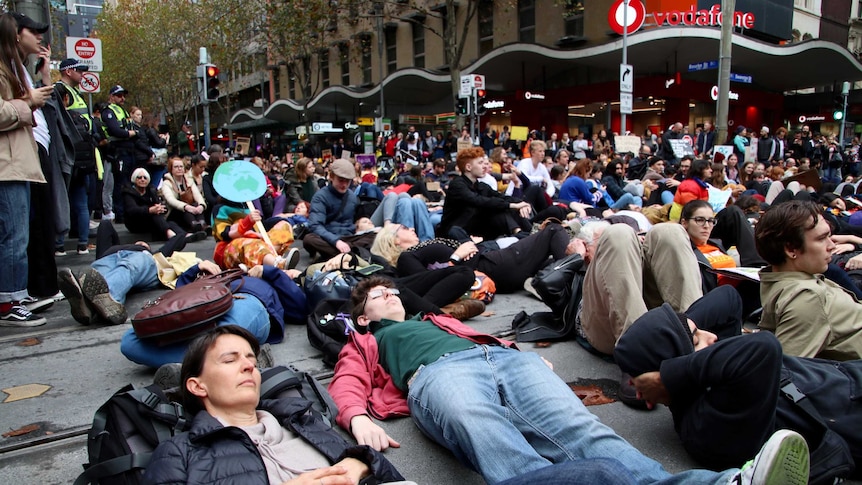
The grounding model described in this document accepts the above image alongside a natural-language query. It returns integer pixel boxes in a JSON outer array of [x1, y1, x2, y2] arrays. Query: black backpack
[[76, 369, 339, 484], [259, 365, 339, 427], [74, 384, 192, 485], [307, 298, 354, 367]]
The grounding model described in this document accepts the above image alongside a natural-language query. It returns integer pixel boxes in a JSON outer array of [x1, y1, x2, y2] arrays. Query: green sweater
[[370, 316, 474, 391]]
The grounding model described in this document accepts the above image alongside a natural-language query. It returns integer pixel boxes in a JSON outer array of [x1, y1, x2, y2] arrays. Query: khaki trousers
[[581, 223, 702, 355]]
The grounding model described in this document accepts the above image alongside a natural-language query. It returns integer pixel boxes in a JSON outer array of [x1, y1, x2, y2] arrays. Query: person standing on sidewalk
[[0, 13, 53, 326], [102, 84, 136, 222]]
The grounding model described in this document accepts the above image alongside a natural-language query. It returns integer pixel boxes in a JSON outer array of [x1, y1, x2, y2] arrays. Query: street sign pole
[[470, 88, 476, 145], [840, 81, 850, 147], [621, 0, 628, 134], [200, 47, 211, 151], [715, 0, 735, 147]]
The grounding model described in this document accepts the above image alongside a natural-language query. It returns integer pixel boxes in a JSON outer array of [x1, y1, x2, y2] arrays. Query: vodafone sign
[[65, 37, 102, 72], [608, 1, 755, 35], [608, 0, 646, 35]]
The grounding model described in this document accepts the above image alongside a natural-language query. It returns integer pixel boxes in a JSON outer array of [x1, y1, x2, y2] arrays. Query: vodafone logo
[[608, 0, 646, 35], [74, 39, 96, 59]]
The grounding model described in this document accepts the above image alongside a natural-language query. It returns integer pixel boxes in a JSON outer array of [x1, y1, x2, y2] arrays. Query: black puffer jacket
[[143, 398, 403, 485]]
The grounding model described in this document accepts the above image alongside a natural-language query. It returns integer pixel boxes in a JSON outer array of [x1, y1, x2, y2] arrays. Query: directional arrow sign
[[620, 64, 633, 93]]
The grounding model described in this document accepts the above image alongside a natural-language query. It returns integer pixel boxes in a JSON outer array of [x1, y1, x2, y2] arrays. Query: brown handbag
[[132, 269, 243, 346]]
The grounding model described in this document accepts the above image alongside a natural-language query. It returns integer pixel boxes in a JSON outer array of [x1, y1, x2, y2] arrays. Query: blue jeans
[[407, 345, 736, 485], [0, 181, 31, 302], [611, 192, 643, 210], [395, 197, 435, 241], [498, 459, 637, 485], [120, 294, 270, 368], [92, 250, 160, 304]]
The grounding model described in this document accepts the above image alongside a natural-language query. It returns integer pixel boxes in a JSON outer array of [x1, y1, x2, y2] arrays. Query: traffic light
[[204, 64, 220, 102], [474, 89, 487, 116], [457, 97, 471, 116]]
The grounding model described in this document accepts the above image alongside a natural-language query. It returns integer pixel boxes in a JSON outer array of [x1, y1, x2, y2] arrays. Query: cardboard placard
[[707, 186, 733, 214], [235, 136, 250, 156], [457, 140, 474, 152], [510, 126, 530, 141], [669, 139, 695, 159], [614, 135, 641, 155], [714, 145, 734, 160]]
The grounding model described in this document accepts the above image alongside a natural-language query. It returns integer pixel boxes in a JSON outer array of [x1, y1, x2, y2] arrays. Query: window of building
[[478, 0, 494, 56], [273, 68, 281, 100], [339, 42, 350, 85], [288, 71, 295, 99], [412, 19, 425, 69], [564, 1, 585, 39], [385, 26, 397, 75], [793, 0, 814, 10], [519, 0, 535, 43], [360, 34, 372, 85], [320, 50, 330, 88], [858, 0, 862, 17]]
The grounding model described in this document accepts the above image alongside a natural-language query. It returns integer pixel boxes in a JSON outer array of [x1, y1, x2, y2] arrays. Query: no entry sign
[[65, 37, 102, 72]]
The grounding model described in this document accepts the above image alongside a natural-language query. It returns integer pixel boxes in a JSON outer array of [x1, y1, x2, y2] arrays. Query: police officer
[[55, 59, 101, 255], [102, 85, 137, 222]]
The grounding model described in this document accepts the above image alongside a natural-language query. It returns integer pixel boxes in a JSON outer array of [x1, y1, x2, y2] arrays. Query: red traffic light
[[206, 65, 219, 77], [476, 89, 486, 98]]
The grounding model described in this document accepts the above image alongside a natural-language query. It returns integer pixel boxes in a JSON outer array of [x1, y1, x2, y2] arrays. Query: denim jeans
[[407, 345, 736, 484], [0, 181, 31, 303], [120, 294, 270, 368], [394, 197, 435, 241], [92, 250, 160, 304], [497, 459, 637, 485], [102, 160, 114, 214], [611, 191, 643, 210]]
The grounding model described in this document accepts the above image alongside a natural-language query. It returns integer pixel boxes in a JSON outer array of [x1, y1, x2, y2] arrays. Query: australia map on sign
[[212, 160, 266, 202]]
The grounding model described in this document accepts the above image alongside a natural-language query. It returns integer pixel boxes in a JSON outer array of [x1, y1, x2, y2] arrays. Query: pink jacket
[[329, 313, 517, 431]]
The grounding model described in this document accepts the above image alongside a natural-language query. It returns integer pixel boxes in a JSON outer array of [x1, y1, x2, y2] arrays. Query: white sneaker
[[730, 429, 809, 485], [102, 211, 115, 221]]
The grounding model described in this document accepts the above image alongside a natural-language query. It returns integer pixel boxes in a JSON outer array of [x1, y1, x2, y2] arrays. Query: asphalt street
[[0, 225, 856, 484]]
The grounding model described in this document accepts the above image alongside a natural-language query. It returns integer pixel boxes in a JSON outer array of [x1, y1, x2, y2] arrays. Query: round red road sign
[[608, 0, 646, 36], [80, 72, 100, 93], [74, 39, 96, 59]]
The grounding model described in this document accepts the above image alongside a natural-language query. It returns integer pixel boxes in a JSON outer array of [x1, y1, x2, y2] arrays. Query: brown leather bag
[[132, 269, 243, 346]]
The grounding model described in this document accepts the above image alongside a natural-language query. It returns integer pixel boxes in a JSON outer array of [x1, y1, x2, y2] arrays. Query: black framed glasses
[[687, 217, 717, 227]]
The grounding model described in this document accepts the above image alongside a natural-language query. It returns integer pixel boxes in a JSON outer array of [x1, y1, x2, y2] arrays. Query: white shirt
[[516, 158, 555, 197], [572, 139, 589, 159], [24, 68, 49, 151]]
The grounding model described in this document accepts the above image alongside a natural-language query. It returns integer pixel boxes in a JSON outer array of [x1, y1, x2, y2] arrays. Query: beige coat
[[759, 268, 862, 361], [0, 71, 43, 183], [160, 172, 206, 217]]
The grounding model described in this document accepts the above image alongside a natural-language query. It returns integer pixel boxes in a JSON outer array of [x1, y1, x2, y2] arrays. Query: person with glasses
[[330, 276, 809, 485]]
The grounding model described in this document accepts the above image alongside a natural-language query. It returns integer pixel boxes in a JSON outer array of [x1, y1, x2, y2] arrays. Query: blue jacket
[[308, 185, 359, 245], [558, 176, 594, 206], [177, 265, 308, 344], [142, 398, 404, 485]]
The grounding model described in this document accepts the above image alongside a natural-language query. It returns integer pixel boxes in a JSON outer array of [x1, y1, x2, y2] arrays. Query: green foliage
[[96, 0, 264, 129]]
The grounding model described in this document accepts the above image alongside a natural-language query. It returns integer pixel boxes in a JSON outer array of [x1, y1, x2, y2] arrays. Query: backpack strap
[[73, 452, 153, 485]]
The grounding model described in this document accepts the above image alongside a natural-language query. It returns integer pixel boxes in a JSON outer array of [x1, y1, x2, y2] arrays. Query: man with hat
[[303, 158, 375, 260], [102, 84, 137, 222], [177, 120, 196, 157], [55, 58, 101, 255]]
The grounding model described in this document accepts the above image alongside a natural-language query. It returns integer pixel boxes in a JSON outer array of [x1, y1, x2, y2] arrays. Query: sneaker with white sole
[[0, 305, 47, 327], [729, 429, 809, 485], [58, 268, 96, 325], [79, 268, 127, 325], [19, 295, 54, 314], [54, 247, 67, 257], [77, 245, 89, 255]]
